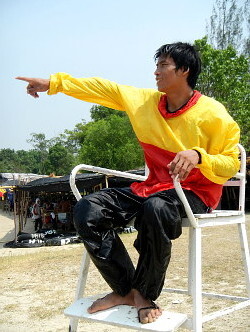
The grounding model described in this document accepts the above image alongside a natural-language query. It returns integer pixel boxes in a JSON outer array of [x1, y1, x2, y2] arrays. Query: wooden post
[[13, 190, 18, 242]]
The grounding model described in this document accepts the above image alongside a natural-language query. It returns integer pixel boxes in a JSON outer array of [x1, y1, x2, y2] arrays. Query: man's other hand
[[167, 150, 199, 181], [16, 77, 50, 98]]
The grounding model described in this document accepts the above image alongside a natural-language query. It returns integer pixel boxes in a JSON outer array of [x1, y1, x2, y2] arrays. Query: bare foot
[[132, 289, 162, 324], [88, 289, 162, 325], [87, 291, 134, 313]]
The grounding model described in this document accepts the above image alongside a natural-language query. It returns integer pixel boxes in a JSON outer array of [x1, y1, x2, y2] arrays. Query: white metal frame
[[65, 144, 250, 332]]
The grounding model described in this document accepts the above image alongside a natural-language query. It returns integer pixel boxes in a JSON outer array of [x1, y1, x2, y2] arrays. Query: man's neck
[[166, 88, 194, 113]]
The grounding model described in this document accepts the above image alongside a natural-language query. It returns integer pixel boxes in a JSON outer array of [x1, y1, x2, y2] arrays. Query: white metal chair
[[65, 144, 250, 332]]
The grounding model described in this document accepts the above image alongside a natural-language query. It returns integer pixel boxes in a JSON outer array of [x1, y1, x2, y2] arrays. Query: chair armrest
[[70, 164, 146, 201], [173, 176, 199, 228]]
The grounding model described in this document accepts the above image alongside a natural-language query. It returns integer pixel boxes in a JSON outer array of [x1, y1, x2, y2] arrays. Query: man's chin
[[157, 86, 166, 93]]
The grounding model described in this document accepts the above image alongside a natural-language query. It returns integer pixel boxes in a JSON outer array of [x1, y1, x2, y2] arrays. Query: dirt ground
[[0, 210, 249, 332]]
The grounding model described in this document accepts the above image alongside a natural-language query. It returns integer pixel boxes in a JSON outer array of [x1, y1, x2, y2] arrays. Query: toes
[[155, 308, 162, 317], [139, 308, 159, 324], [87, 297, 103, 313], [150, 309, 156, 319], [87, 305, 93, 313], [140, 316, 149, 324], [147, 313, 154, 323], [87, 302, 98, 313]]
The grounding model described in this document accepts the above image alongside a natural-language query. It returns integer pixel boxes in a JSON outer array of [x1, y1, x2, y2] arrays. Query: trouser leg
[[73, 188, 144, 296], [133, 189, 208, 300], [74, 187, 207, 300], [35, 218, 42, 231], [39, 218, 43, 230], [34, 219, 38, 231]]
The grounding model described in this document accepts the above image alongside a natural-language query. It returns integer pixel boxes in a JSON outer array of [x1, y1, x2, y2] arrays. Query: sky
[[1, 0, 215, 151]]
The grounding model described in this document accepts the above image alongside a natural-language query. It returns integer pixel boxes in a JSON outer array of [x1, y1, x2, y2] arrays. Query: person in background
[[32, 198, 42, 231]]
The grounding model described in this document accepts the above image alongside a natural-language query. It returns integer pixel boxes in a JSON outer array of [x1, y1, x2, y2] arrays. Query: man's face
[[154, 56, 183, 93]]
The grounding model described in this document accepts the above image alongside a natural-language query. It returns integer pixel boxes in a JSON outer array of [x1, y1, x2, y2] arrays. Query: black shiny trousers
[[73, 187, 207, 300]]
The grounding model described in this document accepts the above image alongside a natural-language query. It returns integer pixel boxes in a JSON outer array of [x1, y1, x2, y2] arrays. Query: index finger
[[167, 155, 179, 172], [15, 76, 34, 83]]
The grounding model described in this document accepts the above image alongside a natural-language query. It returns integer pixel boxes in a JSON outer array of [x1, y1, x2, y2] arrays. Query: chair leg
[[188, 228, 193, 296], [69, 319, 79, 332], [188, 227, 203, 332], [69, 249, 91, 332], [238, 223, 250, 297]]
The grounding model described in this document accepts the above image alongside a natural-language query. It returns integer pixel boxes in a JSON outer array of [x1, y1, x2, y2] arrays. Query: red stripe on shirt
[[130, 142, 222, 209]]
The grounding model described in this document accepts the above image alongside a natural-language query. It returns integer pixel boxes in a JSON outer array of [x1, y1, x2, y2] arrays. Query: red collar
[[158, 90, 202, 119]]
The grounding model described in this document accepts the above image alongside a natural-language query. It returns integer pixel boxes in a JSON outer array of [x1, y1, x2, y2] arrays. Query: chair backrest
[[233, 144, 246, 212]]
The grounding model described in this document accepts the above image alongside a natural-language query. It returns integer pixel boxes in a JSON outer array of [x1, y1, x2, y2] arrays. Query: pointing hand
[[16, 76, 50, 98]]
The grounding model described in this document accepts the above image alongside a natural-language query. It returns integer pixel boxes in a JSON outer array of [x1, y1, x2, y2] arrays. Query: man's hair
[[154, 42, 201, 89]]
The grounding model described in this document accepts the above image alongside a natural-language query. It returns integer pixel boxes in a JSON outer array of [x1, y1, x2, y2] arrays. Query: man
[[16, 42, 240, 324], [32, 198, 42, 231]]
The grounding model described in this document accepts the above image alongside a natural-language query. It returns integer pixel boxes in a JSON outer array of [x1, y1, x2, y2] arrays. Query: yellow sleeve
[[193, 121, 240, 184], [48, 72, 124, 111]]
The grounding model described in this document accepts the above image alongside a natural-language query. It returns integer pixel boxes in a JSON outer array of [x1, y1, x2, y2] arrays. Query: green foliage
[[78, 114, 144, 171], [0, 149, 17, 172], [43, 143, 75, 176], [0, 133, 76, 175], [26, 133, 50, 173], [195, 37, 250, 147], [60, 105, 144, 171], [63, 120, 88, 150], [0, 148, 40, 173], [90, 105, 125, 122], [63, 106, 127, 150]]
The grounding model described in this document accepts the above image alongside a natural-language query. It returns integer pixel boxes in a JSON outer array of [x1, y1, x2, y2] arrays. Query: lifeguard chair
[[65, 144, 250, 331]]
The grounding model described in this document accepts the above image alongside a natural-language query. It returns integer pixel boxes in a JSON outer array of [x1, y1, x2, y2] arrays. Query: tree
[[63, 105, 127, 151], [15, 149, 39, 173], [78, 115, 144, 170], [207, 0, 242, 50], [49, 132, 78, 154], [61, 105, 144, 170], [63, 120, 88, 149], [207, 0, 249, 55], [27, 133, 50, 174], [242, 0, 250, 57], [195, 37, 250, 147], [90, 105, 125, 122], [0, 148, 42, 173], [27, 133, 50, 152], [43, 143, 75, 176], [0, 149, 17, 172]]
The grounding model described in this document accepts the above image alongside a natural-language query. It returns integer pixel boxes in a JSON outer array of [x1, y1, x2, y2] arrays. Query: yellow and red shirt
[[48, 74, 240, 209]]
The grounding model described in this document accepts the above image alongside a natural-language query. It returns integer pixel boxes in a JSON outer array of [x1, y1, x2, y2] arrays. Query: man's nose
[[154, 68, 159, 76]]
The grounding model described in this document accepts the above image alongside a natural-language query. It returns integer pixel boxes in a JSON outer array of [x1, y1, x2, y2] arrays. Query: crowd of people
[[28, 195, 74, 232]]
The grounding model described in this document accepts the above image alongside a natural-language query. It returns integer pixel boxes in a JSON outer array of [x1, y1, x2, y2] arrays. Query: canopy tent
[[18, 173, 105, 193], [0, 172, 46, 185], [17, 169, 145, 193], [11, 169, 145, 238]]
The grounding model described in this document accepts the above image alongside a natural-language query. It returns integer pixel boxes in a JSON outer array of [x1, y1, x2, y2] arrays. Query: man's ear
[[176, 66, 189, 77], [182, 67, 189, 76]]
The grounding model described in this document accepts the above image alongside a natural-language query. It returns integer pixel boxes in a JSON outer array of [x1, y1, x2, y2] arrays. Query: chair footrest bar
[[202, 299, 250, 323], [162, 288, 249, 301], [64, 295, 187, 332]]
